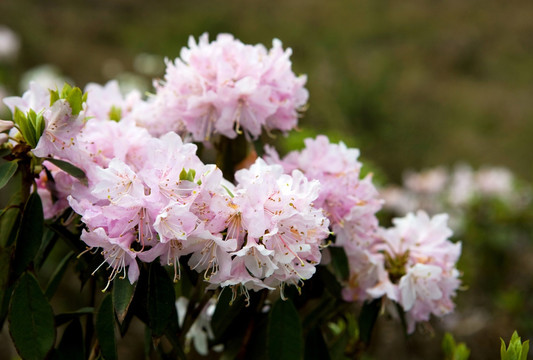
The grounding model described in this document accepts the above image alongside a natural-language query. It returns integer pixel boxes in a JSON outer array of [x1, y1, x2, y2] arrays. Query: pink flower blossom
[[265, 135, 383, 300], [136, 33, 308, 140], [369, 211, 462, 333]]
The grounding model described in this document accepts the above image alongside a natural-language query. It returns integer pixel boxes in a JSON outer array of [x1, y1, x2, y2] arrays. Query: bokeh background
[[1, 1, 533, 359]]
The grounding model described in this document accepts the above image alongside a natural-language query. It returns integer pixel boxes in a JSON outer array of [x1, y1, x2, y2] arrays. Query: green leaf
[[329, 247, 349, 281], [14, 107, 37, 147], [113, 276, 137, 324], [522, 341, 530, 360], [96, 294, 117, 360], [501, 331, 529, 360], [60, 83, 72, 99], [147, 263, 176, 337], [45, 158, 88, 186], [443, 332, 470, 360], [54, 318, 85, 360], [0, 161, 18, 189], [268, 298, 303, 360], [55, 307, 94, 327], [358, 298, 381, 345], [8, 273, 55, 360], [44, 251, 74, 300], [67, 87, 83, 116], [13, 192, 44, 278], [0, 190, 22, 248], [443, 332, 456, 359], [33, 112, 45, 141], [49, 89, 60, 106]]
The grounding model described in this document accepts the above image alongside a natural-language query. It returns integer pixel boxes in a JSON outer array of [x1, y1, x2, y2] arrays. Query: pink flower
[[137, 33, 308, 141], [3, 81, 49, 114], [208, 159, 330, 296], [32, 99, 85, 160], [84, 80, 141, 122], [265, 135, 383, 300], [35, 161, 76, 219], [82, 227, 140, 287], [368, 211, 462, 333]]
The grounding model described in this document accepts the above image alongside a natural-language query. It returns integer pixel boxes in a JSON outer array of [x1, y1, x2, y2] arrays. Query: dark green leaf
[[301, 293, 337, 332], [45, 158, 88, 186], [305, 327, 331, 360], [0, 161, 18, 189], [47, 222, 85, 252], [8, 273, 55, 360], [96, 294, 117, 360], [113, 276, 137, 324], [34, 228, 59, 271], [54, 318, 85, 360], [0, 247, 14, 328], [329, 247, 350, 281], [212, 287, 247, 339], [268, 298, 303, 360], [55, 307, 94, 327], [0, 148, 11, 157], [358, 298, 381, 345], [147, 263, 176, 337], [45, 251, 74, 300], [317, 266, 342, 299], [13, 192, 44, 278], [0, 202, 22, 248]]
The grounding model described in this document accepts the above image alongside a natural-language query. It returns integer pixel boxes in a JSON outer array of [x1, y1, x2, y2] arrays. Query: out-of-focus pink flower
[[369, 211, 462, 333]]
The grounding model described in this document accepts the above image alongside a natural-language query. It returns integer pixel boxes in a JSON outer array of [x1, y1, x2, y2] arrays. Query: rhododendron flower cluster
[[264, 136, 462, 331], [132, 33, 308, 140], [368, 211, 461, 333], [265, 135, 384, 301], [4, 77, 329, 297], [1, 33, 463, 336]]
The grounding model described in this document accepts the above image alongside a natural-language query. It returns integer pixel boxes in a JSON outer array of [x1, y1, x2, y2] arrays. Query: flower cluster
[[265, 136, 462, 332], [132, 33, 308, 140], [1, 34, 463, 333], [369, 211, 462, 333], [4, 79, 328, 297], [265, 135, 383, 301], [381, 164, 525, 231]]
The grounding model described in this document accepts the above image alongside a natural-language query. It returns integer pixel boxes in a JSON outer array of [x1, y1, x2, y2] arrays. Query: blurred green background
[[1, 1, 533, 359], [1, 0, 533, 183]]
